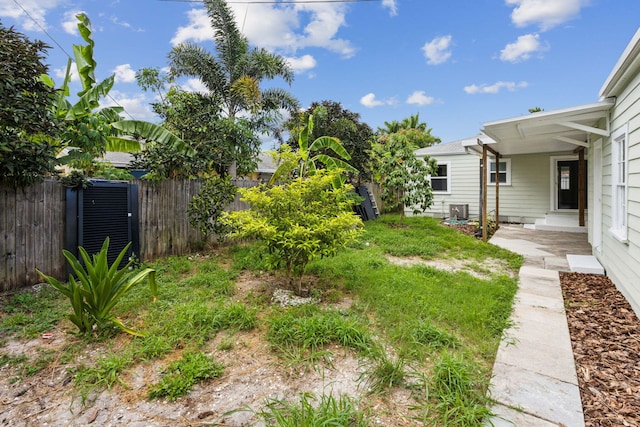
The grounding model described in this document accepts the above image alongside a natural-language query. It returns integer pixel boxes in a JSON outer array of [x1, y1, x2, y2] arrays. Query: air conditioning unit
[[449, 204, 469, 220]]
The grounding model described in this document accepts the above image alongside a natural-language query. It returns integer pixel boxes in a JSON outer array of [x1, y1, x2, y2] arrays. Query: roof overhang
[[600, 27, 640, 98], [476, 100, 614, 156]]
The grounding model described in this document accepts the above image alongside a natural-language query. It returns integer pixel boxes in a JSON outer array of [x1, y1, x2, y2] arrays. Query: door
[[557, 160, 587, 210]]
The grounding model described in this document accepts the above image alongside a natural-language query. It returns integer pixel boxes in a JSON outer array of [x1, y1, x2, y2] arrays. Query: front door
[[557, 160, 585, 210]]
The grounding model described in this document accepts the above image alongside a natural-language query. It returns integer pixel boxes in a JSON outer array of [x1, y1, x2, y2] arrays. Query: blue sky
[[2, 0, 639, 144]]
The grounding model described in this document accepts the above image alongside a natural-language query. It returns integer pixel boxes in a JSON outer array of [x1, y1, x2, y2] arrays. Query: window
[[430, 162, 450, 193], [611, 125, 628, 241], [488, 158, 511, 185]]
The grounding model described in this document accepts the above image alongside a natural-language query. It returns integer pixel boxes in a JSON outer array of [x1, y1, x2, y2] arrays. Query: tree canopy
[[286, 101, 374, 184], [0, 22, 58, 187], [152, 0, 299, 177]]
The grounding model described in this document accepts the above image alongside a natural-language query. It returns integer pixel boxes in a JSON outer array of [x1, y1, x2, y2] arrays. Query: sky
[[2, 0, 640, 146]]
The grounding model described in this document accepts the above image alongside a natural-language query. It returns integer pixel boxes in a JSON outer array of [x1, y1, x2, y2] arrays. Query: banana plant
[[269, 114, 358, 187], [37, 237, 157, 336], [43, 13, 190, 168]]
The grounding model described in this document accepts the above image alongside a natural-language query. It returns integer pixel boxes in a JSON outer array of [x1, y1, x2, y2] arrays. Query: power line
[[11, 0, 72, 58], [11, 0, 135, 120], [159, 0, 378, 3]]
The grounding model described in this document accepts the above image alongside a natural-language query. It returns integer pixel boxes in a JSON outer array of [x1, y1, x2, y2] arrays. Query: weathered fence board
[[1, 179, 66, 292]]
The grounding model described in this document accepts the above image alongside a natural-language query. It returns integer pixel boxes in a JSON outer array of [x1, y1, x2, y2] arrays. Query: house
[[415, 136, 488, 221], [419, 27, 640, 315]]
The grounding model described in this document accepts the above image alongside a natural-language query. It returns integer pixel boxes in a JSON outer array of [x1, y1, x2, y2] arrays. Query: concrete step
[[566, 254, 605, 275]]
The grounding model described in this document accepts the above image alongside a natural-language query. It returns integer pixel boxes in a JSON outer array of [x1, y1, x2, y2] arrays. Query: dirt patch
[[385, 255, 515, 280], [0, 274, 426, 427], [560, 272, 640, 427]]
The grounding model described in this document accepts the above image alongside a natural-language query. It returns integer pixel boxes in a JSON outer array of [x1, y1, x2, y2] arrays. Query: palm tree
[[167, 0, 299, 176]]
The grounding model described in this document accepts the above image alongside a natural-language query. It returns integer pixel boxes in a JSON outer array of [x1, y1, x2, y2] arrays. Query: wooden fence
[[0, 178, 260, 292], [1, 178, 380, 292], [1, 179, 67, 291]]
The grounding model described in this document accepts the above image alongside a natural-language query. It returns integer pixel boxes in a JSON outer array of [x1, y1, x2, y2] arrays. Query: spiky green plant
[[37, 237, 156, 335]]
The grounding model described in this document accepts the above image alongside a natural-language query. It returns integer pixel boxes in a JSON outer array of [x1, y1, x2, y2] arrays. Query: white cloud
[[53, 64, 79, 82], [110, 15, 143, 32], [382, 0, 398, 16], [500, 33, 546, 62], [360, 93, 396, 108], [182, 78, 209, 94], [172, 3, 356, 58], [100, 91, 158, 122], [406, 91, 435, 106], [61, 10, 83, 35], [464, 81, 529, 94], [506, 0, 588, 31], [171, 8, 213, 45], [0, 0, 61, 32], [422, 35, 453, 65], [113, 64, 137, 84], [285, 55, 317, 73]]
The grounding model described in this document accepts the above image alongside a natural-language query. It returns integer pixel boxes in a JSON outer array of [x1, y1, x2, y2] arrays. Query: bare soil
[[2, 253, 639, 426], [0, 271, 425, 427]]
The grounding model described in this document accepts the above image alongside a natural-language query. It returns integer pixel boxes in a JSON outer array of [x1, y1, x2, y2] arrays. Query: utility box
[[449, 204, 469, 220], [66, 180, 139, 270]]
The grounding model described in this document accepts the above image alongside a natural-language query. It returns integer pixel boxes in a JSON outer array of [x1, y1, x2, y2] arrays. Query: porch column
[[578, 148, 585, 227], [482, 144, 488, 242]]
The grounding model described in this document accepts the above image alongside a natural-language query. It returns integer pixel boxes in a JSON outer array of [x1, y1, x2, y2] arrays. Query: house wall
[[412, 151, 578, 223], [596, 68, 640, 315], [412, 153, 481, 219], [485, 153, 557, 223]]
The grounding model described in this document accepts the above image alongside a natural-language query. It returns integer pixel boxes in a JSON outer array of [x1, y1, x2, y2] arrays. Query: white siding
[[485, 153, 555, 223], [598, 67, 640, 316], [412, 153, 481, 219]]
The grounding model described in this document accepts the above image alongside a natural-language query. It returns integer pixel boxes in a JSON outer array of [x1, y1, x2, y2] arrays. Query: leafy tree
[[371, 131, 438, 222], [287, 101, 374, 183], [187, 174, 237, 242], [377, 113, 440, 148], [270, 114, 357, 187], [0, 22, 58, 187], [134, 77, 258, 178], [166, 0, 299, 176], [528, 107, 544, 113], [223, 169, 363, 295]]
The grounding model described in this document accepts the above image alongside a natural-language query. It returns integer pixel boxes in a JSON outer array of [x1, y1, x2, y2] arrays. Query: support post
[[482, 144, 488, 242], [578, 148, 585, 227]]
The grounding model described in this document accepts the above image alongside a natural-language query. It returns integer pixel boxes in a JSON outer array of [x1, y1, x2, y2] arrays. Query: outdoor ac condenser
[[449, 204, 469, 220]]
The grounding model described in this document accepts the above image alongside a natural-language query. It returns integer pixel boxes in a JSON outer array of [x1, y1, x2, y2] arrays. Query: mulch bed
[[560, 272, 640, 427]]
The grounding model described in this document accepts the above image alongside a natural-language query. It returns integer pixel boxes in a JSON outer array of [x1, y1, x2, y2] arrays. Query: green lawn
[[0, 215, 522, 426]]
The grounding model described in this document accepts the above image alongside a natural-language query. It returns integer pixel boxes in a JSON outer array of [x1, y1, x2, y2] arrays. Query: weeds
[[148, 351, 224, 401], [254, 392, 368, 427]]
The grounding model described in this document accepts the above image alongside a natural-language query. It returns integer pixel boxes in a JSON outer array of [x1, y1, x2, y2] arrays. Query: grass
[[254, 392, 368, 427], [148, 351, 224, 401], [0, 215, 522, 425]]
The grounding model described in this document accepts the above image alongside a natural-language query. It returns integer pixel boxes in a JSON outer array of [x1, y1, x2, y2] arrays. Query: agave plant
[[37, 237, 157, 336]]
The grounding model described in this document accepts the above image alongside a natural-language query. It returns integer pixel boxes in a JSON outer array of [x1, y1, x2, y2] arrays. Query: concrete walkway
[[486, 225, 592, 427]]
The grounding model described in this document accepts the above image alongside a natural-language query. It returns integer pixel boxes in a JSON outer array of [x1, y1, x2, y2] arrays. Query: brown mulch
[[560, 272, 640, 427]]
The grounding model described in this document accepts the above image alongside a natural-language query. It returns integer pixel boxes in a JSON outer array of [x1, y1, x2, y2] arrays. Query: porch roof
[[471, 99, 615, 156]]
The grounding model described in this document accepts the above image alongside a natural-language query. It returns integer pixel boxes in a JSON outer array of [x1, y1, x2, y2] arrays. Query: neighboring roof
[[600, 27, 640, 98], [257, 152, 278, 173], [415, 135, 493, 156], [479, 100, 614, 156], [99, 152, 135, 168]]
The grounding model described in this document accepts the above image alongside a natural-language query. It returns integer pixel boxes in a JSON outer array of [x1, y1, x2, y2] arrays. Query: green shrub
[[148, 351, 223, 400], [37, 237, 156, 335]]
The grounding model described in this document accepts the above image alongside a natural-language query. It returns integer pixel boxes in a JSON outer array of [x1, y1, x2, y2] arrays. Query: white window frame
[[610, 125, 628, 242], [488, 158, 511, 186], [430, 161, 451, 194]]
